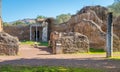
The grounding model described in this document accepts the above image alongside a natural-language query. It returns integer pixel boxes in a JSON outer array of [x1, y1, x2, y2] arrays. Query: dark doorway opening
[[34, 30, 40, 41]]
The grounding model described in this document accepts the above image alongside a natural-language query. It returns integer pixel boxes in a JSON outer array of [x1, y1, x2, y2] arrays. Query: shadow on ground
[[0, 57, 120, 72], [35, 46, 53, 55]]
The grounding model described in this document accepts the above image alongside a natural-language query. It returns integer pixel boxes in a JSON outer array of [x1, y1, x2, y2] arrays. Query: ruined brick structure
[[4, 25, 30, 41], [4, 18, 52, 42], [2, 5, 120, 52], [50, 6, 120, 51], [0, 17, 19, 55], [50, 31, 89, 54]]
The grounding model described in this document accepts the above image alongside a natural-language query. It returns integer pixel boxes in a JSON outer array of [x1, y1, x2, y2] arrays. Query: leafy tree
[[37, 15, 46, 19], [12, 21, 25, 25], [108, 1, 120, 16], [3, 22, 10, 26], [56, 13, 71, 24]]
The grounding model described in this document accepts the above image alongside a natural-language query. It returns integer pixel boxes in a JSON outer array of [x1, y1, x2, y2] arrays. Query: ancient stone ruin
[[50, 31, 89, 54], [2, 5, 120, 53], [47, 5, 120, 52], [66, 6, 107, 49], [0, 17, 19, 55]]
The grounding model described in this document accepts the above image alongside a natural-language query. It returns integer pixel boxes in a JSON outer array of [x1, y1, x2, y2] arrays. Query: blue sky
[[2, 0, 114, 22]]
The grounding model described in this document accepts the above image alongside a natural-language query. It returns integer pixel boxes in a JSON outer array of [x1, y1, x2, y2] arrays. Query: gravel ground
[[0, 45, 120, 72]]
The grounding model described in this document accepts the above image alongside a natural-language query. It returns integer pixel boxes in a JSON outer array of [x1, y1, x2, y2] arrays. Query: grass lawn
[[109, 54, 120, 60], [110, 57, 120, 60], [89, 48, 105, 54], [89, 48, 120, 60], [75, 48, 106, 54], [0, 66, 104, 72], [20, 40, 48, 46]]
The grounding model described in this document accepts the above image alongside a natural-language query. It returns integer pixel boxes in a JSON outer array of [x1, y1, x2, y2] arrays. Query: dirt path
[[0, 45, 120, 72]]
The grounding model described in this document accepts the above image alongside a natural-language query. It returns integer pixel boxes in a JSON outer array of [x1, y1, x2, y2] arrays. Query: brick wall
[[3, 25, 30, 41]]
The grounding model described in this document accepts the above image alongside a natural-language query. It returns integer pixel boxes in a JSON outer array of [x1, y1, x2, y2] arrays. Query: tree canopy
[[3, 22, 10, 26], [108, 1, 120, 16], [12, 21, 25, 25], [56, 13, 71, 24], [37, 15, 46, 19]]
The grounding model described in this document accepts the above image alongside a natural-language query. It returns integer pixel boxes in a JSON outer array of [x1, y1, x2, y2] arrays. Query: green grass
[[109, 53, 120, 60], [38, 42, 48, 46], [0, 66, 104, 72], [110, 57, 120, 60], [90, 48, 105, 53], [20, 41, 48, 46], [89, 48, 105, 54], [21, 41, 37, 45]]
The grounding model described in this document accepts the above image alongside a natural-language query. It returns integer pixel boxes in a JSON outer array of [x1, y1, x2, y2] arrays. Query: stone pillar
[[0, 17, 3, 32], [30, 25, 32, 40], [42, 22, 48, 42], [106, 12, 113, 58], [47, 19, 52, 41], [36, 25, 38, 41]]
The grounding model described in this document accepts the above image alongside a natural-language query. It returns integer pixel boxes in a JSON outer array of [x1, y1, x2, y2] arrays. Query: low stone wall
[[50, 31, 89, 54], [0, 32, 19, 55]]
